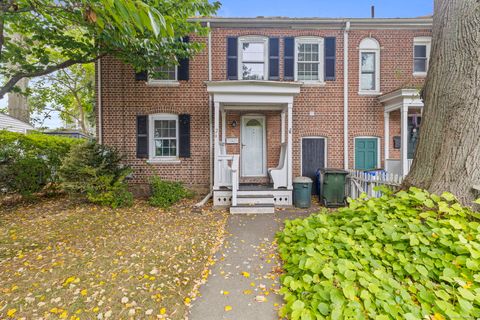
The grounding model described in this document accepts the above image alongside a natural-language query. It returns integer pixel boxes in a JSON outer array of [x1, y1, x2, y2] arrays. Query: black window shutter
[[269, 38, 280, 80], [136, 115, 149, 158], [325, 37, 336, 81], [227, 37, 238, 80], [135, 71, 148, 81], [178, 36, 190, 81], [178, 114, 191, 158], [284, 37, 295, 81]]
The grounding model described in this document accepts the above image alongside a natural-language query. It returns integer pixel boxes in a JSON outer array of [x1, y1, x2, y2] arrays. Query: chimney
[[371, 5, 375, 18]]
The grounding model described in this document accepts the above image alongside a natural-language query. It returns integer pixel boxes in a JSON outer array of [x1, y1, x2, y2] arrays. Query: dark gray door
[[302, 138, 326, 194]]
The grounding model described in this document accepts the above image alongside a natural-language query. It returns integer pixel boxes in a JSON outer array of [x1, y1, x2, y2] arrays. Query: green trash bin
[[293, 176, 313, 208], [319, 169, 349, 207]]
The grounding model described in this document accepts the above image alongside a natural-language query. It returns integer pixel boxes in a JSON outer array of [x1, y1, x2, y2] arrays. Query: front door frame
[[240, 114, 267, 177]]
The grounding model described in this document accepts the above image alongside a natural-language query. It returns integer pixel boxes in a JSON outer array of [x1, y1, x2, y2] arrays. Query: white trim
[[300, 136, 328, 177], [353, 136, 381, 170], [148, 114, 179, 161], [294, 36, 325, 83], [238, 36, 269, 81], [343, 21, 350, 170], [240, 114, 267, 177], [358, 38, 381, 94], [97, 58, 102, 144], [413, 36, 431, 76]]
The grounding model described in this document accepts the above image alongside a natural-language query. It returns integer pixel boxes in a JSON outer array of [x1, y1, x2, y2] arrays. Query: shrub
[[277, 188, 480, 320], [0, 130, 80, 196], [149, 177, 193, 208], [59, 140, 133, 208]]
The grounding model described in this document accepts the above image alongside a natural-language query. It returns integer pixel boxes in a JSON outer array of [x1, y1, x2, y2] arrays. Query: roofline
[[0, 112, 34, 128], [190, 17, 432, 30]]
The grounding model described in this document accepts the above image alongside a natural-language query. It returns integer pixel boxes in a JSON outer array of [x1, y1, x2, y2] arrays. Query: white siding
[[0, 114, 34, 133]]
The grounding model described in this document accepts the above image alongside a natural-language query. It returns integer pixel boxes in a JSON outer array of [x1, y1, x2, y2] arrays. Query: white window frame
[[295, 37, 325, 83], [147, 65, 179, 87], [148, 114, 179, 162], [413, 36, 431, 77], [358, 38, 381, 95], [238, 36, 269, 81]]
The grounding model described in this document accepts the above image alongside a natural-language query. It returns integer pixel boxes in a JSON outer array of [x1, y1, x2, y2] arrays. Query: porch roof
[[206, 81, 302, 106], [378, 88, 424, 112]]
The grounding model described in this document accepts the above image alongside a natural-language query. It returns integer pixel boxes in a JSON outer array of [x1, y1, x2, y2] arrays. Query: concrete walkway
[[189, 206, 318, 320]]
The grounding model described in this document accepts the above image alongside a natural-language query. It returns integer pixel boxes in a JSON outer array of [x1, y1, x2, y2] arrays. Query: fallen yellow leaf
[[241, 271, 250, 278], [160, 307, 166, 314], [222, 291, 230, 295], [224, 305, 232, 312], [7, 309, 17, 317], [80, 289, 87, 296]]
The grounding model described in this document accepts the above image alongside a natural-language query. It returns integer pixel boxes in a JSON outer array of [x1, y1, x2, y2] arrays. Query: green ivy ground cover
[[277, 188, 480, 320]]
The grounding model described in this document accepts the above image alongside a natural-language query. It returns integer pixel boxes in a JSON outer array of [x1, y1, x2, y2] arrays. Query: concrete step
[[236, 194, 275, 205], [229, 204, 275, 214]]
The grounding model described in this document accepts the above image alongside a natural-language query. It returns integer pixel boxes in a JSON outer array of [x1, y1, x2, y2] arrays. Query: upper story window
[[295, 37, 324, 82], [148, 65, 179, 86], [413, 36, 431, 76], [238, 36, 268, 80], [149, 114, 178, 160], [359, 38, 381, 94]]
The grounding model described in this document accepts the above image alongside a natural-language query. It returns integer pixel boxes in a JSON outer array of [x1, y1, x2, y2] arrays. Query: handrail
[[231, 155, 239, 206]]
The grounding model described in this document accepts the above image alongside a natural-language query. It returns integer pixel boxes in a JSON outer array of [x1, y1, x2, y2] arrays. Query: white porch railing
[[348, 170, 404, 200], [231, 155, 239, 206]]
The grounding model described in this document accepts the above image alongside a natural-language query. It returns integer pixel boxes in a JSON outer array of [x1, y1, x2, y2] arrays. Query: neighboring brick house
[[96, 16, 432, 213]]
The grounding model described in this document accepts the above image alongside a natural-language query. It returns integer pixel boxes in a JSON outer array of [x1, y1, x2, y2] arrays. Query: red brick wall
[[97, 25, 431, 193]]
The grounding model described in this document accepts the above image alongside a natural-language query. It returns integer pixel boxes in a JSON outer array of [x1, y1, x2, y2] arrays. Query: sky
[[216, 0, 433, 18], [1, 0, 433, 129]]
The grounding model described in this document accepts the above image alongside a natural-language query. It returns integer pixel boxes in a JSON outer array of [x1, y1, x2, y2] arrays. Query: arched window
[[359, 38, 380, 93]]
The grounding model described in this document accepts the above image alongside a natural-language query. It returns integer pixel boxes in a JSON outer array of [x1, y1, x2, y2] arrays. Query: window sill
[[147, 159, 181, 164], [413, 72, 427, 77], [300, 81, 326, 87], [358, 91, 382, 96], [146, 81, 180, 87]]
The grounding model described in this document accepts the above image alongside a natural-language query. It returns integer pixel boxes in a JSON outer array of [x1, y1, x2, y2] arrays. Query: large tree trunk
[[403, 0, 480, 206], [7, 77, 29, 123]]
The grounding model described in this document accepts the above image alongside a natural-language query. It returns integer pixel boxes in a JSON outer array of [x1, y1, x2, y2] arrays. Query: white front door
[[241, 115, 266, 177]]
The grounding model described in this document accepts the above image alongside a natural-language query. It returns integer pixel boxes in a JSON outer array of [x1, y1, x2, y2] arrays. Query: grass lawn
[[0, 196, 227, 319]]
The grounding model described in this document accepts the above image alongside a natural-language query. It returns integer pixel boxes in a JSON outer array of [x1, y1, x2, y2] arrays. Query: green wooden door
[[355, 138, 378, 170]]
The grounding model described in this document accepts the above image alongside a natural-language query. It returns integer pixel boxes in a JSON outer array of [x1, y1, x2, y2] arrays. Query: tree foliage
[[29, 63, 95, 134], [0, 0, 220, 98]]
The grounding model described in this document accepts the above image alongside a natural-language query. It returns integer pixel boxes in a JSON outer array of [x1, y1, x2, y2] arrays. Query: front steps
[[213, 187, 292, 214], [230, 193, 275, 214]]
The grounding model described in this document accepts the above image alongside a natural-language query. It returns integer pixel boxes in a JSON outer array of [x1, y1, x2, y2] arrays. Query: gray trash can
[[293, 176, 313, 208]]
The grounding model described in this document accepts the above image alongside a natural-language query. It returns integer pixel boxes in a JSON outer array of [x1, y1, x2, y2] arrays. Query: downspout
[[343, 21, 350, 169], [196, 21, 213, 207], [97, 58, 102, 144]]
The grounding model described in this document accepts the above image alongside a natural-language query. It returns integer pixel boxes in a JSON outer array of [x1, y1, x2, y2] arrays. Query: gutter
[[196, 22, 214, 207], [343, 21, 350, 170], [97, 58, 102, 144]]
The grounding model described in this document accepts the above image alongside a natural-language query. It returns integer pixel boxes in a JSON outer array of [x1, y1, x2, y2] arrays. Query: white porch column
[[287, 103, 293, 189], [281, 111, 286, 144], [400, 104, 409, 176], [384, 111, 390, 167], [213, 102, 220, 189], [221, 109, 226, 144]]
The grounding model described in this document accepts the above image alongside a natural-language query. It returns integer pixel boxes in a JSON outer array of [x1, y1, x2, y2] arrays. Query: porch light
[[231, 120, 237, 128]]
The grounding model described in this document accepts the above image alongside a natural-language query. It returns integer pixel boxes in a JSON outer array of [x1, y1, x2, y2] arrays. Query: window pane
[[414, 45, 427, 58], [361, 73, 375, 90], [298, 63, 319, 81], [153, 118, 177, 157], [298, 43, 319, 62], [242, 42, 265, 62], [154, 139, 177, 157], [152, 66, 176, 80], [414, 58, 427, 72], [361, 53, 375, 72], [242, 63, 265, 80]]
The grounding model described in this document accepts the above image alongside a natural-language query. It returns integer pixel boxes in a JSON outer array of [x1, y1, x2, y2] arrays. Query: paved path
[[189, 207, 318, 320]]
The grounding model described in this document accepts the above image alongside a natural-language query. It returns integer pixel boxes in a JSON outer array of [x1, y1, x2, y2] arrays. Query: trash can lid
[[293, 176, 313, 183], [320, 168, 349, 174]]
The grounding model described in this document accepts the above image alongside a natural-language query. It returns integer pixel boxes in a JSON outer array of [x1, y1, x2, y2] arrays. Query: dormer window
[[238, 36, 268, 80]]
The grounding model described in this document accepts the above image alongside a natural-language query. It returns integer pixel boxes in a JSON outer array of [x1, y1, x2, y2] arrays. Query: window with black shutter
[[227, 37, 238, 80], [324, 37, 336, 81], [136, 115, 149, 158], [178, 114, 191, 158], [269, 38, 279, 80], [284, 37, 295, 80]]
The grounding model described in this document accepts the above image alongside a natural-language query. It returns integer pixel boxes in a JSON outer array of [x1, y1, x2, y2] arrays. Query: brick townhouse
[[96, 16, 432, 213]]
